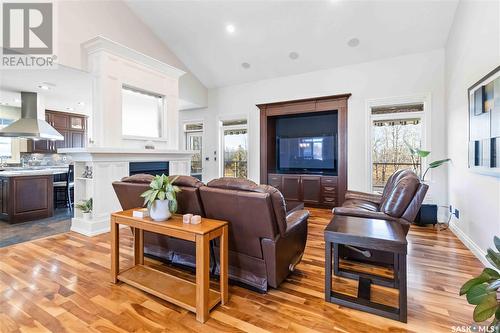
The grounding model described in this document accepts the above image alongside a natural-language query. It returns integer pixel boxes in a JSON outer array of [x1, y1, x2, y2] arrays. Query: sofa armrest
[[333, 207, 397, 221], [345, 190, 382, 204], [285, 209, 309, 234]]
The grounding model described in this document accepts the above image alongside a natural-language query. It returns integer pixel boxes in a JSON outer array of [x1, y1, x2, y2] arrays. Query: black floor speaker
[[414, 204, 438, 225]]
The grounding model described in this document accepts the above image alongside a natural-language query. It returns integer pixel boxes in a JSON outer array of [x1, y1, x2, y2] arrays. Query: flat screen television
[[276, 111, 337, 175]]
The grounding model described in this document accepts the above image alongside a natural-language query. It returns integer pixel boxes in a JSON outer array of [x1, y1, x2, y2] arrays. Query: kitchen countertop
[[0, 166, 69, 177]]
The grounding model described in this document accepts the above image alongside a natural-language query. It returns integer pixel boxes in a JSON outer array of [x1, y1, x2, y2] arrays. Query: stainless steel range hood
[[0, 92, 63, 140]]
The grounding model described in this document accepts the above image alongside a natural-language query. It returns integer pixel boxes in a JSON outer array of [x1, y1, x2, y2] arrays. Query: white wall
[[445, 0, 500, 264], [54, 0, 207, 109], [181, 49, 448, 208]]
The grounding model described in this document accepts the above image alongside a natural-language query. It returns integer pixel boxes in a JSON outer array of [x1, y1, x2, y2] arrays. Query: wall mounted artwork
[[468, 65, 500, 177]]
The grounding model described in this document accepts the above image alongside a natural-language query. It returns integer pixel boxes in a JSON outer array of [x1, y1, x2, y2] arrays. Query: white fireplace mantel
[[61, 147, 194, 237]]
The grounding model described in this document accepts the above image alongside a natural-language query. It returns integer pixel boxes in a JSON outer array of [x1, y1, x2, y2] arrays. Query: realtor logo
[[3, 2, 53, 54]]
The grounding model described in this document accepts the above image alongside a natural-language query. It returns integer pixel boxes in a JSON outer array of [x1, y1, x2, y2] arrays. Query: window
[[371, 104, 424, 192], [185, 122, 203, 179], [222, 120, 248, 178], [122, 86, 163, 138]]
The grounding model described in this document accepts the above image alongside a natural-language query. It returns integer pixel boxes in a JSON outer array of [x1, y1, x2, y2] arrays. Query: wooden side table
[[324, 215, 408, 322], [110, 209, 229, 323]]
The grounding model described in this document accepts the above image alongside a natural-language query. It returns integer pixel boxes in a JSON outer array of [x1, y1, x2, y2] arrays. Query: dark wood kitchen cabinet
[[25, 110, 87, 153], [0, 175, 54, 223]]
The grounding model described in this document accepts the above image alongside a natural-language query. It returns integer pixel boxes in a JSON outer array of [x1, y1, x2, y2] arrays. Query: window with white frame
[[221, 119, 248, 179], [122, 86, 163, 138], [370, 104, 424, 192], [184, 122, 203, 179]]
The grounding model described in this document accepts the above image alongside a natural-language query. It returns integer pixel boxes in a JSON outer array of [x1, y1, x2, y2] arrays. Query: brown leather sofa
[[332, 169, 428, 264], [112, 175, 309, 292], [112, 174, 205, 267]]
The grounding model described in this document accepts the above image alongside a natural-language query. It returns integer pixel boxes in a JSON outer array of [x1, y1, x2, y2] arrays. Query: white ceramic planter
[[82, 212, 92, 221], [150, 199, 171, 221]]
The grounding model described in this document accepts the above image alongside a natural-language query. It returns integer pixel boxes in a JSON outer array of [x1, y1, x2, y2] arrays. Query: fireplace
[[129, 161, 169, 176]]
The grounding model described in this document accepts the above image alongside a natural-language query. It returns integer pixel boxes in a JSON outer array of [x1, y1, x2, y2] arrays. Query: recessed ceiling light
[[66, 107, 74, 111], [37, 84, 50, 90], [226, 24, 236, 34], [241, 62, 251, 69], [77, 101, 85, 106], [347, 38, 360, 47], [289, 52, 299, 60]]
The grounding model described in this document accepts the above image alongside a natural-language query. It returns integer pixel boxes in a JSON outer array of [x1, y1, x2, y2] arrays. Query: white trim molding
[[81, 36, 186, 79], [449, 221, 489, 268]]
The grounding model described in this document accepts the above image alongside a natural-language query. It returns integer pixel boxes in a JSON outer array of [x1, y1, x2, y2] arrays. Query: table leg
[[134, 228, 144, 265], [333, 243, 339, 276], [196, 234, 210, 323], [220, 225, 229, 305], [398, 252, 407, 323], [325, 240, 332, 301], [110, 217, 119, 283]]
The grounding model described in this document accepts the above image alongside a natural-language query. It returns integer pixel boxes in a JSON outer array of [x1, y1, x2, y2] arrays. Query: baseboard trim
[[449, 220, 489, 268], [70, 215, 110, 237]]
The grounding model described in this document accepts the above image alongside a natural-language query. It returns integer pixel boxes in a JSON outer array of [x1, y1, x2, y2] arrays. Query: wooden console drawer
[[322, 196, 337, 207], [321, 176, 338, 185], [322, 185, 336, 193], [268, 174, 282, 190]]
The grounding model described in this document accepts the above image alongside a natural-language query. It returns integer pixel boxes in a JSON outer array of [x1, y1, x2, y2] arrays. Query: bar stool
[[54, 164, 74, 210]]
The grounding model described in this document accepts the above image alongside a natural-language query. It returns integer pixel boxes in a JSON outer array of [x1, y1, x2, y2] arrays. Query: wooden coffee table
[[110, 209, 229, 323], [324, 215, 408, 322]]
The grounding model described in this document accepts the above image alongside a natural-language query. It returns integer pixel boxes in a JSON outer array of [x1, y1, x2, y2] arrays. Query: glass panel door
[[222, 124, 248, 178], [186, 132, 203, 179]]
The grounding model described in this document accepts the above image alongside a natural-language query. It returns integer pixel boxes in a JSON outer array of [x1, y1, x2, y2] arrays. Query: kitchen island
[[0, 167, 68, 223]]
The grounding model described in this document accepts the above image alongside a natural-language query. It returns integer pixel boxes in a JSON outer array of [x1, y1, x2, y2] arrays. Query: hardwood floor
[[0, 208, 483, 332]]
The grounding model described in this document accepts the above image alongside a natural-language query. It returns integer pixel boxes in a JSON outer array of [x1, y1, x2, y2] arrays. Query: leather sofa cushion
[[121, 173, 154, 184], [121, 174, 204, 188], [380, 175, 420, 217], [341, 199, 379, 212], [207, 177, 265, 192]]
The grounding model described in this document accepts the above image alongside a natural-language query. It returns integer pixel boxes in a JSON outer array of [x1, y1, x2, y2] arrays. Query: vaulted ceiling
[[126, 0, 458, 88]]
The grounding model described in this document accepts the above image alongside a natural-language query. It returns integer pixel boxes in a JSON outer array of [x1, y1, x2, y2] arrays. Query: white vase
[[82, 212, 92, 221], [149, 199, 171, 221]]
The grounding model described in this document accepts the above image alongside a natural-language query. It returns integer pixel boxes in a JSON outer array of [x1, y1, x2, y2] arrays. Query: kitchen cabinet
[[25, 110, 87, 153], [0, 174, 53, 223]]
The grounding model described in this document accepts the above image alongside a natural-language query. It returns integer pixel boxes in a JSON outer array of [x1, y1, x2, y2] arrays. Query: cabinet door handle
[[323, 186, 335, 191]]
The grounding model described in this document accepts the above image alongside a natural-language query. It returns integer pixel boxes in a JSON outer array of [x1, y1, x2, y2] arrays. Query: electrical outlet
[[454, 209, 460, 219], [449, 205, 453, 213]]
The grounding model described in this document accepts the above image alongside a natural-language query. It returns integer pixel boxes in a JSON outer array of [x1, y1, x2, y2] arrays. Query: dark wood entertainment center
[[258, 94, 350, 208]]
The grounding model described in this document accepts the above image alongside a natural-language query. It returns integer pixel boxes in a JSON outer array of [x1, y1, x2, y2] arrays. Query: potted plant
[[75, 198, 93, 220], [460, 236, 500, 331], [141, 174, 181, 221], [405, 142, 451, 181]]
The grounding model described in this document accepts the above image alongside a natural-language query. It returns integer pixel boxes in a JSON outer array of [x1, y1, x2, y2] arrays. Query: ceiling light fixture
[[289, 52, 299, 60], [226, 24, 236, 34], [66, 107, 74, 111], [347, 38, 360, 47], [37, 84, 50, 90], [241, 62, 251, 69], [77, 101, 85, 106]]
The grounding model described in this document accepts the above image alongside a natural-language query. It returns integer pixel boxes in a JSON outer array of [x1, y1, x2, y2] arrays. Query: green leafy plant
[[406, 142, 451, 181], [461, 236, 500, 330], [75, 197, 93, 213], [140, 174, 181, 213]]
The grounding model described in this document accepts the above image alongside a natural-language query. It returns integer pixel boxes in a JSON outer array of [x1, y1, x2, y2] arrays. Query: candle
[[191, 215, 202, 224], [183, 214, 193, 224]]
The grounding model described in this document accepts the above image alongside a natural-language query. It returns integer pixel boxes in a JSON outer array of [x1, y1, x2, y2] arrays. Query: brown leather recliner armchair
[[112, 174, 205, 267], [112, 175, 309, 292], [199, 178, 309, 291], [332, 169, 428, 264]]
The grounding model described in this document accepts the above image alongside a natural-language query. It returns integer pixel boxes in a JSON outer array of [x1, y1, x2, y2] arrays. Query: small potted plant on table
[[75, 198, 93, 220], [141, 174, 181, 221]]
